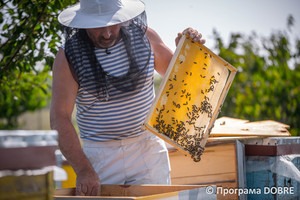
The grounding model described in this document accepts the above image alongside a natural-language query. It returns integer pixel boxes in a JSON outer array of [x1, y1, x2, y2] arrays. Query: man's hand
[[75, 168, 101, 196], [175, 27, 206, 46]]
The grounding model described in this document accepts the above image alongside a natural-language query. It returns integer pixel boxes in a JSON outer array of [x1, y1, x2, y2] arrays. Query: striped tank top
[[71, 32, 155, 141]]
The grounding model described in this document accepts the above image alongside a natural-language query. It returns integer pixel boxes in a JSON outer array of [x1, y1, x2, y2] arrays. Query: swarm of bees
[[153, 70, 219, 162]]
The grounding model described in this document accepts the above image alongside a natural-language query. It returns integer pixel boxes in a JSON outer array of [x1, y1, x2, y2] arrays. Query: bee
[[173, 75, 177, 81]]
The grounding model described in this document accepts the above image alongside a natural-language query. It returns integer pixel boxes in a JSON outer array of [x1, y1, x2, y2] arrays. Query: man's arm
[[146, 28, 173, 77], [50, 48, 100, 196]]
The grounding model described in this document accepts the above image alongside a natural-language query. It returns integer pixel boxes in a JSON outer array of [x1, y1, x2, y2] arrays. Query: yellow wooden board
[[54, 185, 210, 200], [144, 35, 237, 162]]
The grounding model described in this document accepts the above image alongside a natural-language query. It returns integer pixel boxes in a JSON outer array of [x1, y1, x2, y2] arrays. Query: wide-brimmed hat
[[58, 0, 145, 29]]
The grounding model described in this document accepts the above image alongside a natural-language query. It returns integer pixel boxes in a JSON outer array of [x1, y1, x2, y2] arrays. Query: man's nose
[[102, 28, 111, 39]]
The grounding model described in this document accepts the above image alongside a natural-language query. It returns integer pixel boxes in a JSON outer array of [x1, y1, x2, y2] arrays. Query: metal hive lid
[[0, 130, 58, 148]]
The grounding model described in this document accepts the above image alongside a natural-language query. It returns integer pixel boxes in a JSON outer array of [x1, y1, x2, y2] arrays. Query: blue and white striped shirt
[[72, 33, 155, 141]]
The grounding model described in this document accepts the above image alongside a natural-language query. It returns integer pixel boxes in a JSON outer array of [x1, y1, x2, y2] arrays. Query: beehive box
[[0, 130, 58, 170], [0, 130, 58, 200], [145, 35, 237, 162], [54, 184, 217, 200], [168, 142, 240, 200], [0, 171, 54, 200], [244, 137, 300, 200]]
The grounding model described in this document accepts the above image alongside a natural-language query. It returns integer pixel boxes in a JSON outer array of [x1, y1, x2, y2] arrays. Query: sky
[[142, 0, 300, 51]]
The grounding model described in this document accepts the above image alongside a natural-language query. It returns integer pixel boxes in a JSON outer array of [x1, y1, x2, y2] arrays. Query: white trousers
[[82, 132, 171, 185]]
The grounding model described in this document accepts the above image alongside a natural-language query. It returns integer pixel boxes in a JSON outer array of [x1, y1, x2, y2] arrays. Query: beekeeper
[[50, 0, 205, 196]]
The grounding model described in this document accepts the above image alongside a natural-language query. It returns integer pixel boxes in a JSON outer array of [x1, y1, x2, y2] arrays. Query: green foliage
[[0, 0, 299, 136], [214, 16, 300, 135], [0, 0, 77, 129]]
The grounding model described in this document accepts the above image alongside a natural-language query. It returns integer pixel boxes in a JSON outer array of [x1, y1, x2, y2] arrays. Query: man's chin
[[96, 40, 116, 49]]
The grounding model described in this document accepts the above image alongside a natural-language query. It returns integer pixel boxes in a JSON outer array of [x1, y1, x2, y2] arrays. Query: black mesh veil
[[63, 11, 151, 101]]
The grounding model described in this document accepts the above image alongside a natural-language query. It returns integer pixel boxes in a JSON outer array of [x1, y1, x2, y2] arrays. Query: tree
[[214, 16, 300, 135], [0, 0, 77, 129]]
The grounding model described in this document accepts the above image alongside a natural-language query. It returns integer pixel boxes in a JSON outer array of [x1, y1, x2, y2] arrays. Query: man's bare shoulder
[[145, 28, 173, 76], [146, 28, 164, 45]]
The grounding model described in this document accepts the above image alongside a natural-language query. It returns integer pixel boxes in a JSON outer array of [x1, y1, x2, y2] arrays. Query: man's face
[[86, 24, 122, 48]]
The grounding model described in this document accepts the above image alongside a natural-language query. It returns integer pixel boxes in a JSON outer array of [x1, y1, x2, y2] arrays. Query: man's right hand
[[75, 168, 101, 196]]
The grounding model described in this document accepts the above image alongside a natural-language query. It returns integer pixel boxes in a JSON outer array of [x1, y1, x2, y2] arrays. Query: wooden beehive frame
[[144, 35, 237, 162]]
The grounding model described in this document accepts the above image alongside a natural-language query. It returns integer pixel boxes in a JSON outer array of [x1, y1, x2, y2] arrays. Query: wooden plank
[[55, 188, 74, 196], [207, 136, 262, 145], [215, 116, 249, 124], [55, 196, 136, 199], [210, 117, 290, 137], [249, 120, 290, 129], [171, 173, 237, 185], [101, 185, 205, 197], [211, 126, 290, 137], [55, 185, 207, 197]]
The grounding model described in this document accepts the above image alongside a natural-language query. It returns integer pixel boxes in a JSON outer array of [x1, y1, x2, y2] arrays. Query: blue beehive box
[[244, 137, 300, 200]]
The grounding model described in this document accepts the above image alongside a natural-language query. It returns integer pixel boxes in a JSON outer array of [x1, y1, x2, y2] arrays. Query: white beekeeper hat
[[58, 0, 145, 29]]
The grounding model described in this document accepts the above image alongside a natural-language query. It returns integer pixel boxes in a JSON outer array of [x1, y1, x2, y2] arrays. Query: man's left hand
[[175, 28, 206, 46]]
